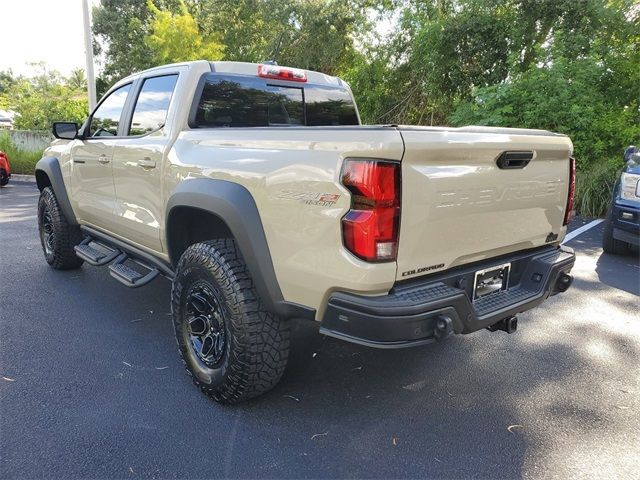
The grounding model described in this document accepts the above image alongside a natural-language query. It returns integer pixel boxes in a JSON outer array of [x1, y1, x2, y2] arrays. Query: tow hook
[[555, 272, 573, 293], [487, 316, 518, 334], [434, 315, 453, 340]]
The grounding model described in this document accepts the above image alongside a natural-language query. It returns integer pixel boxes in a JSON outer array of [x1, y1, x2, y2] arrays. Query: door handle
[[137, 158, 156, 169], [97, 155, 110, 164]]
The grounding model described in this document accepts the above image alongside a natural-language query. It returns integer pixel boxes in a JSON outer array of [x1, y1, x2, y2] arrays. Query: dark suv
[[602, 146, 640, 255]]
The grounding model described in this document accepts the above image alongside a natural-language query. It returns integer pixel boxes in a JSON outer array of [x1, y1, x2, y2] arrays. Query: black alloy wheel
[[184, 282, 227, 368]]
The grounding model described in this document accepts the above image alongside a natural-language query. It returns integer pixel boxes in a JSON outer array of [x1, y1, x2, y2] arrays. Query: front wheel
[[0, 169, 8, 187], [171, 239, 290, 404], [37, 187, 84, 269]]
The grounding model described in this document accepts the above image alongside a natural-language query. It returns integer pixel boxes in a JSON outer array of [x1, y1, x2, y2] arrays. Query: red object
[[341, 159, 401, 262], [258, 64, 307, 82], [0, 150, 11, 186], [563, 156, 576, 225]]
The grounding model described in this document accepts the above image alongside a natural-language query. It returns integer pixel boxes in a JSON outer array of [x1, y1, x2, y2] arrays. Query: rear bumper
[[320, 245, 575, 348]]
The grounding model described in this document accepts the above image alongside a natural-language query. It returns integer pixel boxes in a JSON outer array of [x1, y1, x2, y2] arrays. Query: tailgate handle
[[496, 151, 533, 169]]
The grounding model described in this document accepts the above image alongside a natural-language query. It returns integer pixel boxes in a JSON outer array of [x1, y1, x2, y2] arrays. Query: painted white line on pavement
[[562, 219, 605, 244]]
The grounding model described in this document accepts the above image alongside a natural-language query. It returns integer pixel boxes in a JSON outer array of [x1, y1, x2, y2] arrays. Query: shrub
[[0, 131, 44, 175], [575, 158, 622, 218]]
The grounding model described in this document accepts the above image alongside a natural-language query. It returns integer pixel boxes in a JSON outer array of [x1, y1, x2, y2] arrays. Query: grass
[[575, 158, 621, 218], [0, 130, 44, 175]]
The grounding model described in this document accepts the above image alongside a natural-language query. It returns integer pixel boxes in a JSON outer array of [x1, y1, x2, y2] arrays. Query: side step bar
[[108, 253, 159, 288], [75, 226, 174, 288], [74, 238, 121, 266]]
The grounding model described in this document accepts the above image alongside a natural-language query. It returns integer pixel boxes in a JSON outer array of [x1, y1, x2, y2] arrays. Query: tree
[[145, 0, 224, 64], [66, 69, 87, 90], [93, 0, 155, 87], [0, 70, 18, 110], [4, 66, 88, 130], [93, 0, 375, 84]]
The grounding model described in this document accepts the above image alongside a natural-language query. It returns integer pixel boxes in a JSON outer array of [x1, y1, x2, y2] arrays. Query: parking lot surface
[[1, 180, 638, 479]]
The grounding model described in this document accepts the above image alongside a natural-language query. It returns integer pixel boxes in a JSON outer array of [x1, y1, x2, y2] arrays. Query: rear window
[[193, 74, 358, 128]]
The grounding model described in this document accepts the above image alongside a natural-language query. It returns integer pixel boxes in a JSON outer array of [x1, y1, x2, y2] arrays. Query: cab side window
[[128, 75, 178, 136], [89, 84, 131, 137]]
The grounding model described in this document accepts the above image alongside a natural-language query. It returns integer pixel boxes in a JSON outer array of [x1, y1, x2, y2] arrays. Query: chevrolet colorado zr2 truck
[[35, 61, 576, 404]]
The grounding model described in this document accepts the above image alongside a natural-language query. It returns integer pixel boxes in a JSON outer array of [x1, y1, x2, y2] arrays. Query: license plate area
[[473, 263, 511, 301]]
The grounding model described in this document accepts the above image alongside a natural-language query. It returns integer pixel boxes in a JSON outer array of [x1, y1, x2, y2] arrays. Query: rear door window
[[128, 74, 178, 136], [194, 74, 358, 128]]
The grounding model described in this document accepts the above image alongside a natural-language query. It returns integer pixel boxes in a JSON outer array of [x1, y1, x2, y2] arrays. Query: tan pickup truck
[[35, 61, 576, 404]]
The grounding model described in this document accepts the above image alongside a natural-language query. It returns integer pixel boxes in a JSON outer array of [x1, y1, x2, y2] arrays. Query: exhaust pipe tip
[[555, 272, 573, 293]]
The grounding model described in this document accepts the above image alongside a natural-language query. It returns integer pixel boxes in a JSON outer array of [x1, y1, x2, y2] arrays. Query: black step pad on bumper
[[320, 245, 575, 349]]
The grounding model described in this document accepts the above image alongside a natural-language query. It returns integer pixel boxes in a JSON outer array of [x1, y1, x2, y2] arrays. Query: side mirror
[[52, 122, 79, 140]]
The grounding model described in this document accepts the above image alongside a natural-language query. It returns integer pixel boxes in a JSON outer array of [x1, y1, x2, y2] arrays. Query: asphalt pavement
[[1, 180, 638, 479]]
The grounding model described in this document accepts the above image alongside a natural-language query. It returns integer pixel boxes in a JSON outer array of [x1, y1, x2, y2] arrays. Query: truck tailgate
[[396, 126, 573, 281]]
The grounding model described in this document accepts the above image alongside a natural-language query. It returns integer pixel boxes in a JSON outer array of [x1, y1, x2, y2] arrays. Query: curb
[[10, 174, 36, 183]]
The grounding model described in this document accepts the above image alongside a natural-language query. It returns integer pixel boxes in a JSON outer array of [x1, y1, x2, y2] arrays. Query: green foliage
[[92, 0, 160, 89], [93, 0, 374, 81], [145, 0, 224, 64], [1, 65, 89, 131], [0, 131, 43, 175], [66, 69, 87, 90], [0, 70, 17, 109], [575, 158, 623, 218]]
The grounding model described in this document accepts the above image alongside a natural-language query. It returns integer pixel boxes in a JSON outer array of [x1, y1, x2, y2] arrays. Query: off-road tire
[[602, 215, 630, 255], [171, 239, 290, 404], [37, 187, 84, 269], [0, 169, 8, 186]]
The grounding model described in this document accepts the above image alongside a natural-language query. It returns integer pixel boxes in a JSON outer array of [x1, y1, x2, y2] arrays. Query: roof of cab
[[118, 60, 345, 88], [117, 60, 210, 84]]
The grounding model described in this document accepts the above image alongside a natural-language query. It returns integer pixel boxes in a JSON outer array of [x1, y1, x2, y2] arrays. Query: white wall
[[7, 130, 53, 152]]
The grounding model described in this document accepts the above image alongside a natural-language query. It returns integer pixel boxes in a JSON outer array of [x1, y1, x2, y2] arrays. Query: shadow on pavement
[[595, 250, 640, 296]]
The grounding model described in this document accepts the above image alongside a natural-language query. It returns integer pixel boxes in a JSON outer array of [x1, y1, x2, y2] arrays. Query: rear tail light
[[563, 156, 576, 225], [341, 159, 401, 262], [258, 64, 307, 82]]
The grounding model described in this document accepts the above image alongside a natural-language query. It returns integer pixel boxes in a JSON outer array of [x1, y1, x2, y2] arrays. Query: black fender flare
[[35, 156, 78, 225], [166, 178, 315, 320]]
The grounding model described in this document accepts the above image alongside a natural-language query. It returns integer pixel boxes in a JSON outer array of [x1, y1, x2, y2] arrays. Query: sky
[[0, 0, 100, 77]]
